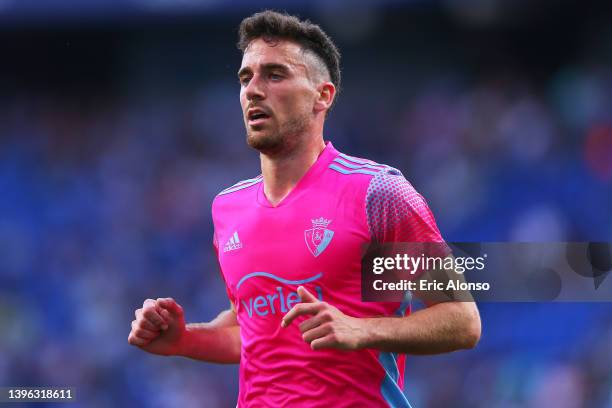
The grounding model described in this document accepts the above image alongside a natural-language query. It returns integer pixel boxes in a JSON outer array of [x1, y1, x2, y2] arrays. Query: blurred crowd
[[1, 2, 612, 407]]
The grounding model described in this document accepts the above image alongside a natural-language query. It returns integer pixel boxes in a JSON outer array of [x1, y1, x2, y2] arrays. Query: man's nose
[[245, 75, 265, 101]]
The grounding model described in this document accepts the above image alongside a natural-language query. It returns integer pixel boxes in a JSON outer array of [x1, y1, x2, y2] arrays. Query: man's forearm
[[359, 301, 481, 355], [176, 309, 241, 364]]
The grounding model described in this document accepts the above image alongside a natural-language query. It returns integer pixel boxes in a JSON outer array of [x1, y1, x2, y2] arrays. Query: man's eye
[[270, 73, 283, 81], [240, 77, 251, 85]]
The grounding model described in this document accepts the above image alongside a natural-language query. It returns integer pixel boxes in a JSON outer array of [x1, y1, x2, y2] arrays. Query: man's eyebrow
[[237, 67, 252, 78], [237, 63, 291, 78], [261, 63, 291, 73]]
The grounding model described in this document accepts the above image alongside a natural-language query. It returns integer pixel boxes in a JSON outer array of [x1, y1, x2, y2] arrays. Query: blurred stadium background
[[1, 0, 612, 407]]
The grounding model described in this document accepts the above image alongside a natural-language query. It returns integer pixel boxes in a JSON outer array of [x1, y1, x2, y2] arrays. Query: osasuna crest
[[304, 217, 334, 257]]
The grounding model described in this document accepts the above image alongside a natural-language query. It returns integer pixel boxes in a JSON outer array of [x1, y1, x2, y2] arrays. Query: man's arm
[[282, 285, 480, 355], [128, 298, 241, 364], [179, 304, 241, 363], [354, 301, 480, 354], [358, 256, 481, 354]]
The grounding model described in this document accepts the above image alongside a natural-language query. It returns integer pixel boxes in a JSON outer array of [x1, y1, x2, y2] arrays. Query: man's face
[[238, 38, 320, 154]]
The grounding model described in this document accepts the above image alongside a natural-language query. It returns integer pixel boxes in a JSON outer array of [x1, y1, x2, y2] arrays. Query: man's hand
[[128, 298, 186, 356], [281, 286, 364, 351]]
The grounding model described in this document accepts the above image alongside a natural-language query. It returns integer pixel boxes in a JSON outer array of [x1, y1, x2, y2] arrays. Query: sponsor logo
[[236, 272, 324, 318], [224, 231, 242, 253]]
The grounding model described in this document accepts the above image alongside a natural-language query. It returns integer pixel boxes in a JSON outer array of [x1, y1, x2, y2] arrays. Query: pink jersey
[[212, 142, 445, 407]]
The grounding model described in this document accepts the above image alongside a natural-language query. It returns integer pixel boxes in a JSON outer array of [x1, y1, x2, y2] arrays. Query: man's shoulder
[[328, 150, 404, 184], [328, 150, 421, 205], [214, 174, 263, 201]]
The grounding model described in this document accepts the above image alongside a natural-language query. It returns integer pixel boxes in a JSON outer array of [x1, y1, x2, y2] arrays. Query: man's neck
[[260, 136, 326, 206]]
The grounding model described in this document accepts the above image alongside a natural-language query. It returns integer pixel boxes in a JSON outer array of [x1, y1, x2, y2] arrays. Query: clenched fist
[[128, 297, 186, 356]]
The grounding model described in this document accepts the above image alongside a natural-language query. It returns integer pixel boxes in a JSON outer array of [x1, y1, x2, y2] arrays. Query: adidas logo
[[223, 231, 243, 253]]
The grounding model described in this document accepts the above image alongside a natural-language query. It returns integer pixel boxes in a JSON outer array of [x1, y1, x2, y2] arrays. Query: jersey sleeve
[[365, 170, 446, 244]]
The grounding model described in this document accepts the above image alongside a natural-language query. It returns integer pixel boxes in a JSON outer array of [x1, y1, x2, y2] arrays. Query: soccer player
[[128, 10, 481, 407]]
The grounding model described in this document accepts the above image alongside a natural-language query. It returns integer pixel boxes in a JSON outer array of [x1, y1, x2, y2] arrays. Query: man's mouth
[[247, 109, 271, 125]]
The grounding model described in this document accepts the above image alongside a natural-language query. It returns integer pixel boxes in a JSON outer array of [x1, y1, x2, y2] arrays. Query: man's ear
[[314, 82, 336, 114]]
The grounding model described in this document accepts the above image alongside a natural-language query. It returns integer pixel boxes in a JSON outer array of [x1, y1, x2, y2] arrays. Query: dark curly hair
[[237, 10, 342, 108]]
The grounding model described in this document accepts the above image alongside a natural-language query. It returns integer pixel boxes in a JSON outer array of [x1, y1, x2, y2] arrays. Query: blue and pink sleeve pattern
[[366, 170, 445, 244]]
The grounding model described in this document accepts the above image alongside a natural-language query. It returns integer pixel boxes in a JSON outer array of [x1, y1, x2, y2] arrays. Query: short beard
[[246, 114, 310, 156]]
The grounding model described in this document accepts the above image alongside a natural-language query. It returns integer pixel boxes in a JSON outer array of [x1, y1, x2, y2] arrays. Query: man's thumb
[[156, 298, 184, 317]]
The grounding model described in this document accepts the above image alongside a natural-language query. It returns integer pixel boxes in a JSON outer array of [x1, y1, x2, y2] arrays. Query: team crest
[[304, 217, 334, 257]]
